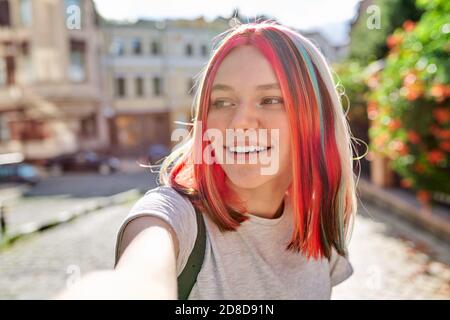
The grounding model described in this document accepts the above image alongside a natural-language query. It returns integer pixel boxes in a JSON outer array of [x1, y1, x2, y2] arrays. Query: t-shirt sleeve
[[329, 247, 354, 287], [114, 186, 198, 276]]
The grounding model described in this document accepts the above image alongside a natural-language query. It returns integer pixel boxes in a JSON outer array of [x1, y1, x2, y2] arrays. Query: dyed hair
[[158, 20, 358, 260]]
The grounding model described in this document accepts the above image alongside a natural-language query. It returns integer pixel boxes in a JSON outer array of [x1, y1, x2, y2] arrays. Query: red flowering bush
[[368, 0, 450, 204]]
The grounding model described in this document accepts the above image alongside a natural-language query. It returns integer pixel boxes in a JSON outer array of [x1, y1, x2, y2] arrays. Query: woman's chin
[[223, 167, 270, 190]]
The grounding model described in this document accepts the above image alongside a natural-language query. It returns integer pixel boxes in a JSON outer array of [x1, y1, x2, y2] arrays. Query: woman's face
[[206, 45, 292, 191]]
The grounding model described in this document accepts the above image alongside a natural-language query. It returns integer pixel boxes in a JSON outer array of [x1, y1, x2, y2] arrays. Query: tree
[[349, 0, 423, 64]]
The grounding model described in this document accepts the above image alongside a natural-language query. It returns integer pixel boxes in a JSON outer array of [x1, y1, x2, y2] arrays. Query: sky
[[93, 0, 363, 45]]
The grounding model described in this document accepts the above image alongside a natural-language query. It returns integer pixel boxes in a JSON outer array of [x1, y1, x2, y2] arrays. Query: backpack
[[177, 206, 206, 300]]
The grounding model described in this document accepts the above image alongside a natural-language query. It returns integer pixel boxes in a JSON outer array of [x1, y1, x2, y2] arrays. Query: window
[[131, 39, 142, 55], [0, 55, 16, 86], [185, 43, 193, 56], [21, 41, 29, 55], [19, 0, 32, 26], [115, 77, 126, 97], [20, 42, 33, 83], [5, 56, 15, 85], [80, 114, 97, 137], [151, 41, 161, 55], [110, 39, 125, 56], [153, 77, 162, 96], [69, 39, 86, 82], [201, 44, 208, 57], [0, 0, 11, 26], [135, 77, 144, 97], [10, 120, 48, 141]]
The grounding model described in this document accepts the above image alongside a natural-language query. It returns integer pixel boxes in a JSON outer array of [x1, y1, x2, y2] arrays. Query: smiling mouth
[[224, 145, 272, 154]]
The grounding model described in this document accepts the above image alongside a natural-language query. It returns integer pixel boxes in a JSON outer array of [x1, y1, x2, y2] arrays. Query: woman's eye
[[211, 97, 284, 109], [211, 100, 234, 108], [261, 97, 284, 105]]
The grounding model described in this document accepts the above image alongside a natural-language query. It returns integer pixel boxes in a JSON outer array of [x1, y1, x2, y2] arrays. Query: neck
[[227, 178, 290, 219]]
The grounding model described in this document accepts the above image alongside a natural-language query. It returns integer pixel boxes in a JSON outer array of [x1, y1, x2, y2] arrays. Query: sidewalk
[[0, 189, 140, 245], [0, 184, 29, 203], [0, 170, 158, 245], [357, 176, 450, 243]]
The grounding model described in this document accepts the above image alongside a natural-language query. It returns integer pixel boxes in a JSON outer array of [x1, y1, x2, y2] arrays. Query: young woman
[[57, 21, 358, 300]]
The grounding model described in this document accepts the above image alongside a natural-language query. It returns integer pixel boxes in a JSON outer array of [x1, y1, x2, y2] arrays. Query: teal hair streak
[[295, 43, 325, 153]]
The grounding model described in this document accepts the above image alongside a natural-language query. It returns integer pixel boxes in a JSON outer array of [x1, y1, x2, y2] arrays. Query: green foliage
[[349, 0, 423, 64], [333, 61, 369, 125], [368, 0, 450, 200]]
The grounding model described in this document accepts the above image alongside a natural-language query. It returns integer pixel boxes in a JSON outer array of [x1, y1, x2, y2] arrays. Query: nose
[[228, 100, 260, 131]]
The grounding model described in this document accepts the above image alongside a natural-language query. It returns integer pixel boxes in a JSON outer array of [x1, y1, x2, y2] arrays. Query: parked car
[[45, 151, 121, 176], [0, 162, 41, 185]]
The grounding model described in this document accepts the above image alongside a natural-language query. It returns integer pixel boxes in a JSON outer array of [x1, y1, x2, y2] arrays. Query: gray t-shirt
[[114, 185, 354, 299]]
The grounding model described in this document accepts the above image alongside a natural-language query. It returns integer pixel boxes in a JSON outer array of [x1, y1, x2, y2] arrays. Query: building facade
[[0, 2, 348, 162], [100, 17, 229, 157], [0, 0, 107, 161]]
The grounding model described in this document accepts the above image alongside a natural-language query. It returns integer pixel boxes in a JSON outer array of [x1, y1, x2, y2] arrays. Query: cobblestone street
[[332, 201, 450, 299], [0, 194, 449, 299], [2, 169, 158, 235], [0, 202, 132, 299]]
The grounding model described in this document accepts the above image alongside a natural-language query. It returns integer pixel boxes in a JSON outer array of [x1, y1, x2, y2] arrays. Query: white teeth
[[227, 145, 269, 153]]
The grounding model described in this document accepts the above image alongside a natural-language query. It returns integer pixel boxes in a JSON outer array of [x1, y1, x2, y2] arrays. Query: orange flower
[[403, 20, 416, 32], [387, 34, 403, 49], [399, 144, 409, 156], [407, 130, 421, 144], [426, 150, 446, 165], [439, 141, 450, 152], [402, 72, 425, 101], [403, 72, 417, 87], [388, 119, 402, 131], [389, 140, 408, 156], [367, 101, 378, 120], [400, 178, 413, 188], [430, 125, 450, 140], [374, 133, 389, 148], [442, 129, 450, 140], [416, 190, 431, 204], [405, 83, 425, 101], [431, 84, 445, 102], [433, 108, 450, 124]]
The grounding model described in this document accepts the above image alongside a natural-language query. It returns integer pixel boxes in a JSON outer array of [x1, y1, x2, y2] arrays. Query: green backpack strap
[[177, 206, 206, 300]]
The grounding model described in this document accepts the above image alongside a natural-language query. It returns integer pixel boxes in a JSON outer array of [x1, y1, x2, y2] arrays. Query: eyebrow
[[211, 83, 280, 92]]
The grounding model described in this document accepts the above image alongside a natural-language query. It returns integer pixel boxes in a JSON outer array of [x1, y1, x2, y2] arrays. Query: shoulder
[[131, 185, 195, 215], [125, 185, 198, 236]]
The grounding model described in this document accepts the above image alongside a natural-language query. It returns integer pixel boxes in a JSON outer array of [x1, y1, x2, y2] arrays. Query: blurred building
[[100, 17, 229, 156], [301, 30, 349, 62], [0, 1, 349, 161], [0, 0, 107, 162], [228, 10, 348, 62], [100, 15, 346, 157]]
